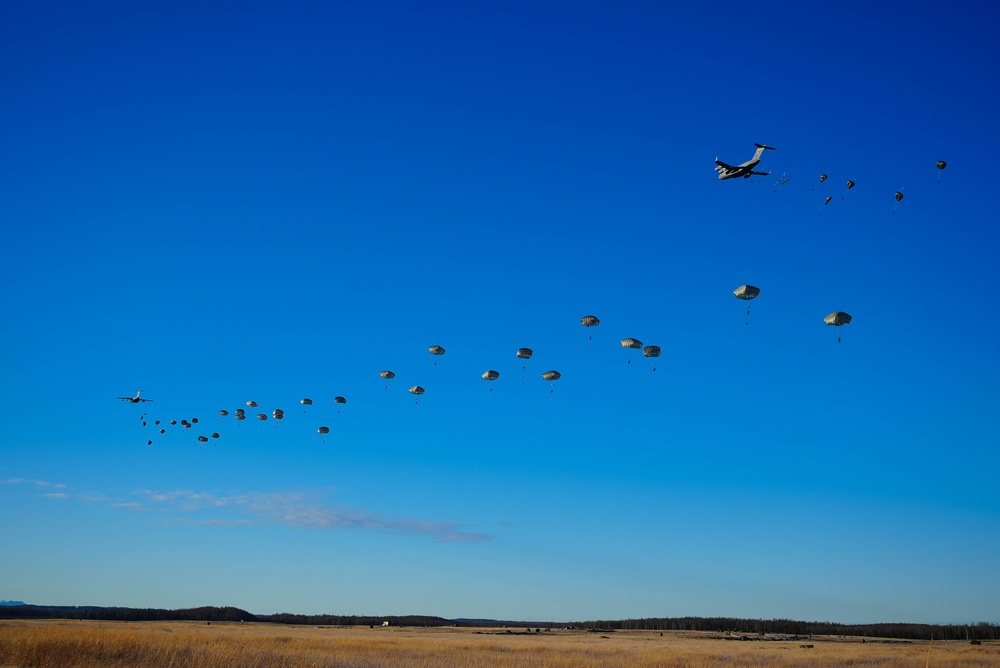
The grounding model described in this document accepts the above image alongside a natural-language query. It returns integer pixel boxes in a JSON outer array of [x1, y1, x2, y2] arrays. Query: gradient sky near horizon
[[2, 1, 998, 625]]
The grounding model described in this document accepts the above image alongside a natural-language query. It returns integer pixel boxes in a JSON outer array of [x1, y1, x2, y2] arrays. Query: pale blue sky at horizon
[[2, 1, 998, 625]]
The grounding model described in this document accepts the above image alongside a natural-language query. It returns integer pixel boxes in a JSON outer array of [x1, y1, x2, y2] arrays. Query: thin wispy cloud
[[136, 489, 491, 542], [2, 477, 67, 490], [6, 477, 490, 542]]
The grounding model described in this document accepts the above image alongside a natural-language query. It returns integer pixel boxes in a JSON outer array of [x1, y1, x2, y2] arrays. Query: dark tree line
[[0, 605, 254, 623], [1, 606, 995, 641], [564, 617, 999, 641]]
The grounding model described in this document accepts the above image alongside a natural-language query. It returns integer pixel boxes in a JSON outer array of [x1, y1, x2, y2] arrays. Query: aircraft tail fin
[[754, 143, 776, 150]]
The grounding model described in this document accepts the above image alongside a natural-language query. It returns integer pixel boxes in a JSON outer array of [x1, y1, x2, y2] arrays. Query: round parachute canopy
[[846, 180, 856, 190], [317, 426, 330, 435], [198, 435, 208, 442], [516, 347, 533, 359], [733, 285, 760, 300], [181, 419, 190, 426], [428, 345, 445, 356], [620, 338, 643, 349], [219, 410, 228, 417], [819, 174, 828, 183], [895, 191, 905, 202], [541, 370, 561, 381], [154, 420, 160, 425], [642, 345, 661, 358], [824, 312, 853, 326], [191, 417, 198, 424], [409, 385, 425, 395], [211, 432, 220, 439], [256, 413, 268, 421], [169, 420, 177, 425], [235, 408, 245, 416], [246, 400, 258, 408], [824, 196, 833, 205], [273, 409, 284, 419], [581, 315, 600, 327], [147, 440, 152, 446], [300, 398, 313, 406], [379, 370, 395, 380], [235, 413, 245, 421], [334, 396, 347, 404], [482, 370, 500, 381], [936, 160, 947, 170], [159, 429, 165, 434]]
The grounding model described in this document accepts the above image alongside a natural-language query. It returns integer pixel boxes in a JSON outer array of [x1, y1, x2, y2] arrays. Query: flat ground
[[1, 619, 998, 667]]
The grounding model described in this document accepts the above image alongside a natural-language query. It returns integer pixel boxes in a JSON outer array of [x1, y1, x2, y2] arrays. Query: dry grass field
[[1, 619, 998, 668]]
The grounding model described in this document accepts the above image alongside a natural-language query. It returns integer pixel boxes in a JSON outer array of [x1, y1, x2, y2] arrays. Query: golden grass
[[1, 620, 998, 668]]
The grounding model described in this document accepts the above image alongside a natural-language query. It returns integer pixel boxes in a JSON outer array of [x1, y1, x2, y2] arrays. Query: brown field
[[1, 619, 998, 668]]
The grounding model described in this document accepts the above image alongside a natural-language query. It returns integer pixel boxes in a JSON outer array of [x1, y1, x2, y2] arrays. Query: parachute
[[824, 311, 852, 343], [541, 370, 561, 393], [642, 345, 662, 371], [169, 420, 177, 425], [734, 284, 760, 324], [813, 173, 828, 190], [334, 396, 347, 404], [317, 425, 330, 442], [159, 429, 165, 434], [936, 160, 947, 183], [219, 410, 228, 417], [824, 311, 852, 326], [620, 337, 642, 364], [198, 435, 208, 443], [409, 385, 425, 404], [300, 398, 313, 405], [842, 179, 856, 200], [893, 188, 905, 215], [256, 413, 268, 422], [273, 409, 284, 421], [191, 417, 198, 424], [581, 315, 600, 346], [211, 432, 220, 439], [428, 345, 445, 365], [380, 370, 395, 389], [246, 400, 258, 408], [516, 347, 533, 359], [482, 369, 499, 391]]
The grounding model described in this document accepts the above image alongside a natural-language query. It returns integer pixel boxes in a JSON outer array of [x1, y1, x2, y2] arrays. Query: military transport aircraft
[[714, 143, 775, 180], [117, 390, 153, 403]]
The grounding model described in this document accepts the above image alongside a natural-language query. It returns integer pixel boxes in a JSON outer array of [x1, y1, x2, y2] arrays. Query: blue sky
[[2, 1, 998, 624]]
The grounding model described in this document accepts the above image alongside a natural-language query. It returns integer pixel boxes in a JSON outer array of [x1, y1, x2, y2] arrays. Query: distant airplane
[[714, 143, 775, 180], [117, 390, 153, 403]]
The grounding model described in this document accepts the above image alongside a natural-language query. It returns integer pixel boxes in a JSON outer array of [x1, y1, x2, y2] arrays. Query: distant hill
[[0, 600, 26, 606]]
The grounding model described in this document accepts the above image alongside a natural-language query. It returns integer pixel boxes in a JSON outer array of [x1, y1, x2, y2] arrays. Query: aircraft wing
[[139, 398, 153, 402], [714, 159, 735, 169], [116, 397, 129, 401], [748, 170, 770, 176]]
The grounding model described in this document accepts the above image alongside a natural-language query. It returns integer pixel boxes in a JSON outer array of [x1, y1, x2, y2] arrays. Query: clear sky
[[2, 1, 998, 625]]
